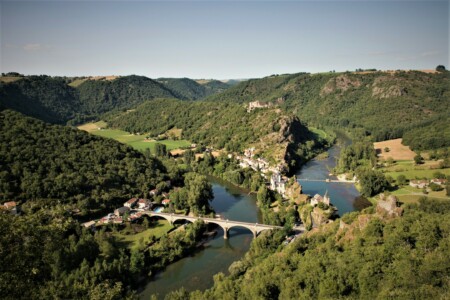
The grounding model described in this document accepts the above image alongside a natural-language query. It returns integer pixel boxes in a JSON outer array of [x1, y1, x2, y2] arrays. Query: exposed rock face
[[372, 76, 408, 98], [320, 75, 362, 96], [376, 194, 403, 217], [372, 85, 407, 98], [285, 180, 305, 204], [247, 101, 272, 112], [311, 207, 332, 227]]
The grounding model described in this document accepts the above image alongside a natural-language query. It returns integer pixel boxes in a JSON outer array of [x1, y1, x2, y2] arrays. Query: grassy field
[[0, 76, 23, 83], [310, 127, 328, 140], [379, 160, 449, 180], [370, 187, 448, 205], [78, 121, 191, 152], [374, 138, 417, 160], [68, 78, 88, 87], [113, 220, 172, 250]]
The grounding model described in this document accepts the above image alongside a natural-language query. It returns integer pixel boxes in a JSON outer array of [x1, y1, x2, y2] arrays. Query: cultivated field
[[374, 138, 417, 160], [0, 76, 23, 83], [78, 122, 191, 152]]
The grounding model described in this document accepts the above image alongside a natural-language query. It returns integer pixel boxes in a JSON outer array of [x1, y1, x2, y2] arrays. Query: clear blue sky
[[1, 1, 448, 79]]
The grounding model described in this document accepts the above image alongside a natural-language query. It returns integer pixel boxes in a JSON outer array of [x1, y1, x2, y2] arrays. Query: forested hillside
[[0, 74, 230, 125], [106, 98, 330, 169], [176, 198, 450, 299], [0, 109, 167, 214], [206, 71, 450, 150], [76, 75, 176, 118], [156, 78, 230, 100], [0, 75, 81, 124]]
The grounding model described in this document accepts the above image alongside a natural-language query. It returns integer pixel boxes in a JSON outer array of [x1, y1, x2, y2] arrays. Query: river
[[296, 135, 362, 215], [141, 137, 361, 299], [139, 177, 261, 299]]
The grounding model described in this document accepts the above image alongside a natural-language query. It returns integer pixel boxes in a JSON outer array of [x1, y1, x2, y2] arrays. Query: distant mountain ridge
[[156, 77, 230, 100], [0, 74, 231, 124], [204, 70, 450, 150]]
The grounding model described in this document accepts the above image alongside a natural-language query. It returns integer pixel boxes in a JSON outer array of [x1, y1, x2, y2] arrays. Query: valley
[[1, 69, 449, 300]]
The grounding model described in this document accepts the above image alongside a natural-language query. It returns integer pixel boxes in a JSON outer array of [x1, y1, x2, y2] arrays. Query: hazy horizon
[[1, 1, 448, 79]]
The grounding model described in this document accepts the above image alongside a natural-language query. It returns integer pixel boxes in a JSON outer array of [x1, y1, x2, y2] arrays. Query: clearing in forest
[[374, 138, 417, 161]]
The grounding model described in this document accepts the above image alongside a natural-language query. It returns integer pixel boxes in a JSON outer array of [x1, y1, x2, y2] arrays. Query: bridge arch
[[147, 213, 172, 224]]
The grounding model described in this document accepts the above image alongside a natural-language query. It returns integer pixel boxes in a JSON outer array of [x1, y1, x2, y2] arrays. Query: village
[[80, 188, 176, 230], [235, 146, 335, 213]]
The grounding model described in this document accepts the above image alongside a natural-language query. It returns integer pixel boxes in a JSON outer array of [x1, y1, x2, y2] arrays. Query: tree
[[436, 65, 446, 72], [154, 143, 168, 157], [414, 154, 424, 165], [257, 185, 270, 207], [356, 168, 389, 197], [183, 149, 195, 165], [129, 249, 145, 274], [183, 172, 213, 214]]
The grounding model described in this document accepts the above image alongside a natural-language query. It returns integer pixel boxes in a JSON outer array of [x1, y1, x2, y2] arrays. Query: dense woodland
[[0, 109, 217, 299], [0, 210, 208, 299], [0, 109, 169, 214], [156, 78, 230, 100], [170, 199, 450, 299], [207, 70, 450, 150], [0, 75, 230, 125], [106, 98, 330, 171]]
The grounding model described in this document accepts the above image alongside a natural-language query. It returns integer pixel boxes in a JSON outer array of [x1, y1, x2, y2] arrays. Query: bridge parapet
[[144, 212, 285, 239]]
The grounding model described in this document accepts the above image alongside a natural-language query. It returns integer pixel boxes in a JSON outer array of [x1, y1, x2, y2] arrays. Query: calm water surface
[[296, 137, 361, 215]]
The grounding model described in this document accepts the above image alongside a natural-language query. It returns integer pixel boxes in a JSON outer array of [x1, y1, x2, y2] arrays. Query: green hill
[[0, 75, 230, 125], [206, 71, 450, 150], [0, 75, 81, 124], [75, 75, 176, 122], [157, 78, 230, 100], [106, 98, 330, 171], [0, 109, 167, 214]]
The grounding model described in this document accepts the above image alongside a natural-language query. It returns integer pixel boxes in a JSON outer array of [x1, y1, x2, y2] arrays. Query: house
[[409, 180, 429, 189], [270, 172, 287, 195], [162, 199, 171, 206], [124, 198, 138, 208], [113, 217, 123, 224], [4, 201, 16, 209], [130, 212, 143, 222], [2, 201, 18, 215], [137, 198, 151, 209], [81, 221, 96, 229], [430, 178, 448, 186], [114, 206, 130, 216], [310, 193, 331, 206]]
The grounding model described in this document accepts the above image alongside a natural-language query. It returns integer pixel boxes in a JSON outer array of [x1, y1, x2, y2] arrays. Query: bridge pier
[[223, 228, 229, 239]]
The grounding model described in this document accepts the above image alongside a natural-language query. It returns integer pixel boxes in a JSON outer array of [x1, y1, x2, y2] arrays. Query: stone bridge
[[143, 212, 302, 239]]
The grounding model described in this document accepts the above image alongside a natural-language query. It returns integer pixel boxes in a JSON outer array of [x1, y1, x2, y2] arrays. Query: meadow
[[78, 121, 191, 152], [380, 160, 450, 180], [113, 220, 172, 251]]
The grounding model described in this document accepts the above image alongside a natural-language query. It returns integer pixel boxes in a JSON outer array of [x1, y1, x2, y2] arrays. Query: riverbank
[[139, 177, 261, 299]]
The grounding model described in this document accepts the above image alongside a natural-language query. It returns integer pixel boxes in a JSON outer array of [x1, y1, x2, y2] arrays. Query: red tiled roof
[[126, 198, 138, 204], [4, 201, 16, 209]]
